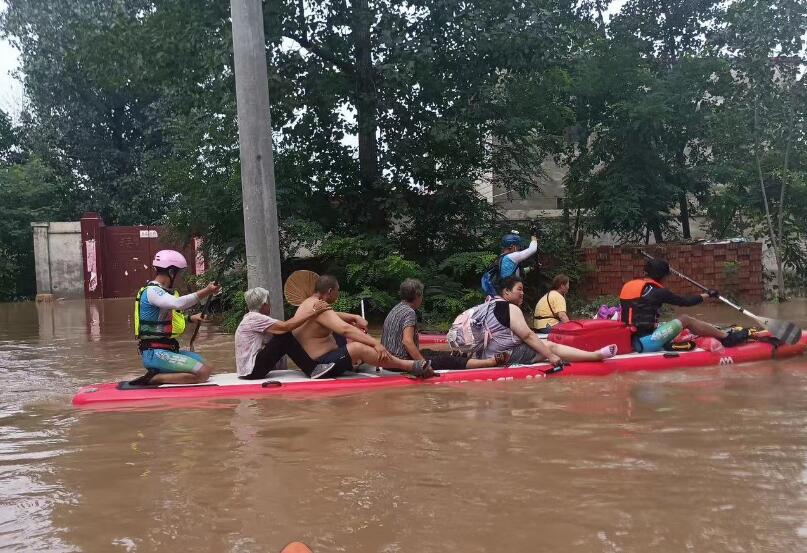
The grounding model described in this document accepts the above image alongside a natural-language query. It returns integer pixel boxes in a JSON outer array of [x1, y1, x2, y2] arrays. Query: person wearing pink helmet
[[130, 249, 221, 385]]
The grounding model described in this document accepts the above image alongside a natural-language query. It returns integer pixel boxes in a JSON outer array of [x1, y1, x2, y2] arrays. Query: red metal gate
[[80, 213, 202, 299]]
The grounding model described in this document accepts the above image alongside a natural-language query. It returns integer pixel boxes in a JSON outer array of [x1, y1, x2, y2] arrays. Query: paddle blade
[[284, 270, 319, 306], [763, 318, 803, 345]]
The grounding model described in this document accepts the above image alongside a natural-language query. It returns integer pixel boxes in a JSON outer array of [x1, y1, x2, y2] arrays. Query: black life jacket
[[619, 278, 665, 334]]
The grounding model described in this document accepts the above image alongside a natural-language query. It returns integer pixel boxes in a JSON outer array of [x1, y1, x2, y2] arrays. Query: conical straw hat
[[284, 270, 319, 306]]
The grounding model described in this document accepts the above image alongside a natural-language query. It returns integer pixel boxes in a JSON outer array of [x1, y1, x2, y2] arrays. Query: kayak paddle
[[640, 250, 802, 345], [189, 245, 236, 352]]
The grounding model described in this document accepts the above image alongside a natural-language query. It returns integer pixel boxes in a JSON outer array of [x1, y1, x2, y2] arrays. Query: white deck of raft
[[153, 347, 709, 388]]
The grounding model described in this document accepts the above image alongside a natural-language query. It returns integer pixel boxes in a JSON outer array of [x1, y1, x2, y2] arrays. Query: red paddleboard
[[73, 334, 807, 408]]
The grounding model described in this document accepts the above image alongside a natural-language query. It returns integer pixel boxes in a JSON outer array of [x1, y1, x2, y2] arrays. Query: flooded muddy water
[[3, 298, 807, 552]]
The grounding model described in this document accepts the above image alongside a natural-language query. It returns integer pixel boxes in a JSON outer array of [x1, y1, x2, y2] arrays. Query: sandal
[[410, 359, 435, 379], [494, 352, 511, 366]]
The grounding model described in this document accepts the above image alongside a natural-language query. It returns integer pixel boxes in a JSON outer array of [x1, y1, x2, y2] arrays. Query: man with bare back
[[293, 274, 434, 379]]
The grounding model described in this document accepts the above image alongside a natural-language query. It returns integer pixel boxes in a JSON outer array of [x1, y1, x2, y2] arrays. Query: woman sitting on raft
[[533, 274, 571, 332], [480, 276, 618, 366], [381, 278, 509, 370]]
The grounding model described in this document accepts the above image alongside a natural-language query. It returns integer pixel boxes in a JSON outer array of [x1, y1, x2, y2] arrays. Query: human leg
[[425, 353, 470, 371], [141, 349, 212, 385], [346, 342, 432, 375], [465, 352, 509, 368], [545, 341, 617, 362], [678, 315, 748, 347], [677, 315, 727, 340], [244, 333, 319, 379]]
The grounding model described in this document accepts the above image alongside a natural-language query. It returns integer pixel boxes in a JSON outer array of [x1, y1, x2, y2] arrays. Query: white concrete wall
[[30, 221, 83, 298]]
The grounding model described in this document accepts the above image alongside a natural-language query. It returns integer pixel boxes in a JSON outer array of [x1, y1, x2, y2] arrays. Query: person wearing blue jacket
[[481, 232, 538, 296]]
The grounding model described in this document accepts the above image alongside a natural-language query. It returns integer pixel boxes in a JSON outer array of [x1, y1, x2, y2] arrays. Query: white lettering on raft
[[432, 376, 528, 385], [719, 357, 734, 365]]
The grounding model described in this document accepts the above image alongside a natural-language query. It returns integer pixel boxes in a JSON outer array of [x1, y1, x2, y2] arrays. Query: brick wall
[[578, 243, 763, 302]]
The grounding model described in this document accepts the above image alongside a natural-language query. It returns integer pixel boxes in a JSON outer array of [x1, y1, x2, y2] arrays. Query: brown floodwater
[[3, 298, 807, 552]]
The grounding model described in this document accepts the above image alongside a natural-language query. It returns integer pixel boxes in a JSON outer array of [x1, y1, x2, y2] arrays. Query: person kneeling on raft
[[620, 258, 749, 352], [131, 249, 221, 386], [381, 278, 510, 370], [478, 276, 618, 366], [292, 275, 434, 379], [235, 287, 337, 380]]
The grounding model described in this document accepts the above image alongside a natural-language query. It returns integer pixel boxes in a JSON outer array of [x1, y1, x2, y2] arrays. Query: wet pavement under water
[[3, 298, 807, 552]]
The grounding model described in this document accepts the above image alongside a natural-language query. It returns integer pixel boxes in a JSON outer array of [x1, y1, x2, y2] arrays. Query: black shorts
[[315, 344, 354, 375], [421, 349, 470, 371], [243, 332, 317, 379]]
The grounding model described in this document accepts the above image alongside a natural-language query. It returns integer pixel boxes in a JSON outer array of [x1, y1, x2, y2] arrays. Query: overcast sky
[[0, 0, 23, 120]]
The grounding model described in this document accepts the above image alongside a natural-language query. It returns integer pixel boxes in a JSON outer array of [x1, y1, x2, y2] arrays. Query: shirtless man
[[292, 274, 434, 379]]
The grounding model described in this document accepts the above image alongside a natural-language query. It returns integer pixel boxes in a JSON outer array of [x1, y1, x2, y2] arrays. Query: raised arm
[[506, 236, 538, 265]]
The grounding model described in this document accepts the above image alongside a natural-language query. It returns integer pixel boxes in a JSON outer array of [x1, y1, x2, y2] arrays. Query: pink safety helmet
[[152, 250, 188, 270]]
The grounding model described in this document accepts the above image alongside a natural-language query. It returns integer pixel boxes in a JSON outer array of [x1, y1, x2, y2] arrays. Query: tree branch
[[778, 81, 795, 252], [754, 100, 781, 257], [284, 33, 356, 76]]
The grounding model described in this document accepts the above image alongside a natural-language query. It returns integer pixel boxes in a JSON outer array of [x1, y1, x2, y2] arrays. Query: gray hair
[[399, 278, 424, 302], [244, 287, 271, 312]]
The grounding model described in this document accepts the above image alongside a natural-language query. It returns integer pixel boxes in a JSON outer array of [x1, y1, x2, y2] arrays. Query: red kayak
[[73, 332, 807, 407], [420, 332, 448, 346]]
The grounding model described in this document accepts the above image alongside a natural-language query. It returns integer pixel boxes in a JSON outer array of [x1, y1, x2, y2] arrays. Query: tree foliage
[[1, 0, 806, 305]]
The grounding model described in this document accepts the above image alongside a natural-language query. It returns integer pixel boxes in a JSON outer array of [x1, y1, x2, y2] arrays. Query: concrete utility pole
[[230, 0, 285, 317]]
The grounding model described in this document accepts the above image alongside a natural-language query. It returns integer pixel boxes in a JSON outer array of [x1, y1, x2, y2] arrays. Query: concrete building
[[476, 157, 566, 223], [31, 221, 84, 300]]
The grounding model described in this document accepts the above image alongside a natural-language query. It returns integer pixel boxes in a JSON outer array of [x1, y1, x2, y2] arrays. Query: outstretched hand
[[189, 313, 211, 324], [202, 282, 222, 298], [311, 300, 331, 314]]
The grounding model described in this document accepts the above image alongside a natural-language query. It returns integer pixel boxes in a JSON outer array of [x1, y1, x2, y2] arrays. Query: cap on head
[[644, 259, 670, 281], [501, 233, 523, 249], [152, 250, 188, 270]]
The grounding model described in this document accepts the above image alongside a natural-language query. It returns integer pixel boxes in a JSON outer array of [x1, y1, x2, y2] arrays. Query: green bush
[[187, 226, 589, 333], [570, 295, 620, 319]]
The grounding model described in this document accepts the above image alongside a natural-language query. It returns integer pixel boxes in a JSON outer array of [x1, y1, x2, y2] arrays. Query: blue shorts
[[634, 319, 684, 353], [141, 349, 205, 374]]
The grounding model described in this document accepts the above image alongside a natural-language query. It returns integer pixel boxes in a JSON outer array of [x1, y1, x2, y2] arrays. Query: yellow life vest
[[134, 283, 187, 339]]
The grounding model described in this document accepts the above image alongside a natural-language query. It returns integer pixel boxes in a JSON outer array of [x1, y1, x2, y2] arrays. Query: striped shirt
[[381, 302, 419, 359]]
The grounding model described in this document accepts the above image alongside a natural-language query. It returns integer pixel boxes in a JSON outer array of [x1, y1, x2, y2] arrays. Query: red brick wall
[[578, 243, 763, 302]]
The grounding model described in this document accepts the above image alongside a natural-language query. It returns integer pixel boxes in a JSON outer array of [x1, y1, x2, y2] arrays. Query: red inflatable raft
[[73, 332, 807, 407]]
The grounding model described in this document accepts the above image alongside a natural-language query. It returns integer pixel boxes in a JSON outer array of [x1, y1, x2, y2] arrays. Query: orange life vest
[[619, 278, 665, 331]]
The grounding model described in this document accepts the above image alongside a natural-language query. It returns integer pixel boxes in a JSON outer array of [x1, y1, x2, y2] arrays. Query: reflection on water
[[2, 299, 807, 552]]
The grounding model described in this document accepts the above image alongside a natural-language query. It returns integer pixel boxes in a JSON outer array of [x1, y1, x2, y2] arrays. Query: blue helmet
[[501, 233, 523, 248]]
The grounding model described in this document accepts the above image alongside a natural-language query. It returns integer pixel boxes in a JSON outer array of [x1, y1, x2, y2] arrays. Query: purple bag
[[596, 305, 621, 321]]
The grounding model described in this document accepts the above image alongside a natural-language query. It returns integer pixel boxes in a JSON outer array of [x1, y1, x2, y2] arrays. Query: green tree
[[706, 0, 806, 297], [0, 110, 69, 298], [567, 0, 724, 243], [2, 0, 177, 225]]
